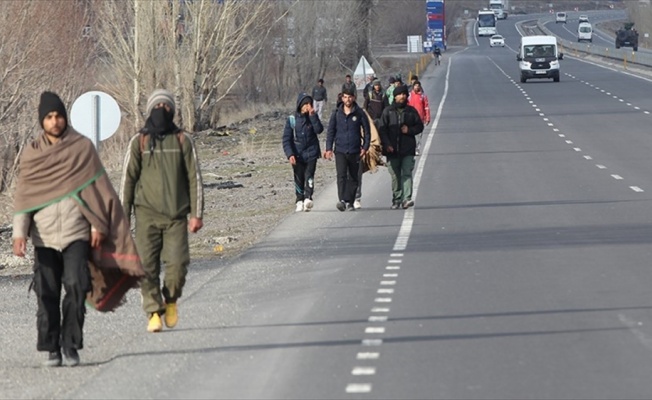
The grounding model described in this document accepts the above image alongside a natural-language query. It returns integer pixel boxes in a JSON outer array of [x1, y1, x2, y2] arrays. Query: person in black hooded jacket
[[378, 84, 424, 209], [282, 92, 324, 212]]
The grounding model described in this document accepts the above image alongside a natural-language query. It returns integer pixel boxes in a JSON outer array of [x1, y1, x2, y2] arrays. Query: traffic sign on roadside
[[70, 91, 121, 149]]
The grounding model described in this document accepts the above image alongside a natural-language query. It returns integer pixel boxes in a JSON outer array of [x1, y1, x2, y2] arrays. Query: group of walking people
[[283, 72, 431, 212], [12, 89, 204, 367]]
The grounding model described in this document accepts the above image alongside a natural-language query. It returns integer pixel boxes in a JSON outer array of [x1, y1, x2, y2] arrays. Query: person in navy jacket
[[324, 88, 371, 211], [283, 93, 324, 212]]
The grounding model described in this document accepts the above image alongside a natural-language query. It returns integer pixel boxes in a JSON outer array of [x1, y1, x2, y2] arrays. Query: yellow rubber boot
[[147, 313, 162, 333], [164, 303, 178, 328]]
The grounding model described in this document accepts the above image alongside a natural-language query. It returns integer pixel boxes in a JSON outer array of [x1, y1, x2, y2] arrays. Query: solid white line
[[365, 327, 385, 334], [362, 339, 383, 346], [371, 307, 390, 313], [346, 384, 372, 393], [352, 367, 376, 376], [357, 352, 380, 360], [611, 174, 623, 180], [380, 280, 396, 285]]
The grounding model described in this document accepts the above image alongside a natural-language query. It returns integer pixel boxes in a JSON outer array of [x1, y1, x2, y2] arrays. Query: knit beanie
[[38, 91, 67, 128], [373, 79, 381, 86], [146, 89, 176, 116], [393, 84, 408, 97]]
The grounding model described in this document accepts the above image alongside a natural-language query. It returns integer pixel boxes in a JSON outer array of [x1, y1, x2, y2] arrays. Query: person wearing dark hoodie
[[378, 84, 424, 209], [120, 89, 204, 333], [324, 88, 371, 211], [282, 93, 324, 212]]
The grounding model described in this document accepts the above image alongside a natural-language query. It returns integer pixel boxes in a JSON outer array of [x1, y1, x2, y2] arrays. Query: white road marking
[[346, 384, 372, 393], [368, 316, 388, 322], [380, 281, 396, 285], [566, 140, 573, 144], [631, 186, 645, 192], [362, 339, 383, 346], [574, 148, 581, 152], [584, 155, 592, 160], [619, 314, 652, 351], [386, 266, 400, 270], [543, 118, 549, 121], [357, 352, 380, 360], [553, 128, 559, 132], [371, 307, 390, 313], [559, 134, 565, 137], [611, 175, 623, 180], [388, 259, 402, 264], [365, 327, 385, 334], [352, 367, 376, 376], [377, 288, 394, 294], [645, 111, 650, 115], [390, 253, 403, 258], [597, 165, 606, 169], [375, 298, 392, 303], [635, 107, 640, 110], [383, 274, 398, 278]]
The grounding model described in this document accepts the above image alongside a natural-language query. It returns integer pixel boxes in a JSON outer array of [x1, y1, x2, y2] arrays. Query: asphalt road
[[4, 11, 652, 399]]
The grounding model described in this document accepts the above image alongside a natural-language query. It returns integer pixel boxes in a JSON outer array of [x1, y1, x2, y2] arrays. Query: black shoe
[[336, 201, 346, 212], [402, 200, 414, 209], [62, 348, 80, 367], [346, 203, 355, 211], [390, 202, 400, 210], [42, 350, 62, 367]]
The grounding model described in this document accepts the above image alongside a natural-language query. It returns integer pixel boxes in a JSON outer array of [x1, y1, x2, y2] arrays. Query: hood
[[296, 93, 313, 114]]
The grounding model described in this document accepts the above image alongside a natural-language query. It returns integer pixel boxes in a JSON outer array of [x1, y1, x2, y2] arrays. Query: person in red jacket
[[407, 81, 430, 155]]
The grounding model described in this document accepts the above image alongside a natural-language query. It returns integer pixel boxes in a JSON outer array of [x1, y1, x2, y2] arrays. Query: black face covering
[[141, 107, 180, 157], [143, 107, 177, 136]]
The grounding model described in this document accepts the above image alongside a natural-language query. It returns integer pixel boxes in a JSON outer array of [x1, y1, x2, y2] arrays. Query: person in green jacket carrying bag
[[120, 89, 204, 333]]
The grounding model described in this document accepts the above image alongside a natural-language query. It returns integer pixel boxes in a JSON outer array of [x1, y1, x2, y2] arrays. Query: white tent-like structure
[[352, 56, 375, 91]]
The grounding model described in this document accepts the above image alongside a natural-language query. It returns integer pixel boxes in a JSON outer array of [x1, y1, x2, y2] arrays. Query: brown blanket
[[361, 110, 384, 173], [14, 128, 144, 312]]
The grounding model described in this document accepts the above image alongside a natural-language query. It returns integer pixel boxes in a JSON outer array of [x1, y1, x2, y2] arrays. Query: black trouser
[[292, 159, 317, 202], [33, 241, 90, 352], [335, 152, 360, 204]]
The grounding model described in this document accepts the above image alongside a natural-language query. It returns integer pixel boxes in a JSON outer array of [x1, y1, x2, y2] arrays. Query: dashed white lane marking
[[386, 266, 400, 270], [388, 259, 402, 264], [365, 327, 385, 334], [559, 134, 565, 137], [352, 367, 377, 375], [635, 107, 641, 110], [369, 316, 388, 322], [371, 307, 390, 313], [645, 111, 650, 115], [362, 339, 383, 346], [611, 174, 623, 180], [390, 253, 403, 258], [566, 140, 573, 144], [631, 186, 645, 193], [543, 118, 549, 121], [383, 274, 398, 278], [374, 298, 392, 303], [380, 281, 396, 286], [346, 384, 372, 393], [573, 148, 582, 152], [597, 165, 606, 169], [377, 288, 394, 294], [584, 155, 593, 160], [357, 352, 380, 360]]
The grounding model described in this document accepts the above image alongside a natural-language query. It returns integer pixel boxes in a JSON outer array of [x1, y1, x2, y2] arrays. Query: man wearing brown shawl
[[12, 92, 143, 367]]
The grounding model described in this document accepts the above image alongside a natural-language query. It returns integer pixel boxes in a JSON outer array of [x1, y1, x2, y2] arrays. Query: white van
[[517, 36, 564, 83], [556, 12, 567, 23], [578, 23, 593, 42]]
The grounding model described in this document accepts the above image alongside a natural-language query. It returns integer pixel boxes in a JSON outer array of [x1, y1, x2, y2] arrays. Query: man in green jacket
[[120, 89, 204, 333]]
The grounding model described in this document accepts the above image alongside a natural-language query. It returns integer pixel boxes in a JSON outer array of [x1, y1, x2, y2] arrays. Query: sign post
[[70, 91, 121, 150]]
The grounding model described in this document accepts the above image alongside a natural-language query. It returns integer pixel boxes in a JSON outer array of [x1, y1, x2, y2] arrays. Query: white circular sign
[[70, 91, 121, 145]]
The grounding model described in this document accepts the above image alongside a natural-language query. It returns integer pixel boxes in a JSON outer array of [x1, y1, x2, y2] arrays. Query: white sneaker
[[303, 198, 314, 212], [295, 201, 303, 212], [353, 199, 361, 209]]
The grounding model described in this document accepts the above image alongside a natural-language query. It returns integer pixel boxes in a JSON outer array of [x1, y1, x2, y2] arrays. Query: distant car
[[490, 34, 505, 47], [578, 15, 589, 24], [556, 12, 567, 23]]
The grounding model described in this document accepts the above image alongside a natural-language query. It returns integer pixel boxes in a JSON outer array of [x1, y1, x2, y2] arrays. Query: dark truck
[[615, 22, 639, 51]]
